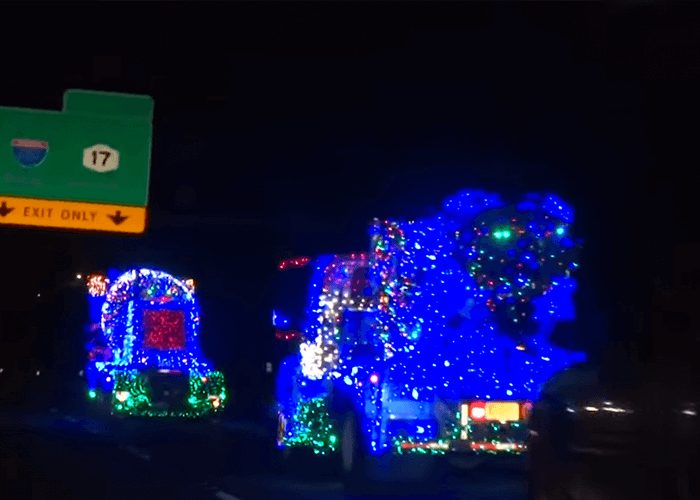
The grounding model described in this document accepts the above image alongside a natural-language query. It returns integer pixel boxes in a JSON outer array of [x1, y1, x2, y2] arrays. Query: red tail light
[[520, 401, 533, 420], [469, 401, 487, 421]]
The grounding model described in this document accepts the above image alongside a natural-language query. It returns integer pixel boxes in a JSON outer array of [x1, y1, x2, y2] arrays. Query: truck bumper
[[397, 439, 527, 455]]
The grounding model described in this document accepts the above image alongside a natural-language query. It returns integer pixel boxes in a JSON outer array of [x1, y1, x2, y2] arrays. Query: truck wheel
[[340, 411, 374, 495], [340, 411, 361, 476], [277, 411, 339, 478], [340, 412, 446, 496]]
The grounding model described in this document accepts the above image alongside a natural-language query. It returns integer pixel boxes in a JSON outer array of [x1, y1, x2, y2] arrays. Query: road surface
[[0, 403, 527, 500]]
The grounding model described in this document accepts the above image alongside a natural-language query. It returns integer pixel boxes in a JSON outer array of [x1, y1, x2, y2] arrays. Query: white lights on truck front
[[115, 391, 130, 402]]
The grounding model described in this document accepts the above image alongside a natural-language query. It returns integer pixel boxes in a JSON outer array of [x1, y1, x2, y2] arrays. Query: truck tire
[[276, 411, 341, 478], [340, 411, 446, 496], [340, 411, 374, 495], [340, 411, 362, 474]]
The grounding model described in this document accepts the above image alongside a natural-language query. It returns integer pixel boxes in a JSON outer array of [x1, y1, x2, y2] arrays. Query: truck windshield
[[272, 264, 313, 335]]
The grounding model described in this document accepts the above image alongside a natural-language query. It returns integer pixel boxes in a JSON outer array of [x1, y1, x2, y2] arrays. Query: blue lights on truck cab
[[275, 190, 585, 455]]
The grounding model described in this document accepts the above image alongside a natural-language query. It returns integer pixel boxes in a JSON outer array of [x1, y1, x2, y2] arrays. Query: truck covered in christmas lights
[[85, 268, 227, 417], [273, 190, 585, 474]]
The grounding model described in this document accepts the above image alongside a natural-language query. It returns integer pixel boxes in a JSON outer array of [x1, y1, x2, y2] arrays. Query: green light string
[[285, 397, 338, 454], [111, 369, 226, 418]]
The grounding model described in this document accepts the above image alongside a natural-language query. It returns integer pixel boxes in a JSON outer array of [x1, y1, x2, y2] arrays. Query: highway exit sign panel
[[0, 90, 153, 234]]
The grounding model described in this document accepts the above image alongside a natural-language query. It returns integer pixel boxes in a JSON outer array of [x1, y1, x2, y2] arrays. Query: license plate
[[485, 402, 520, 422]]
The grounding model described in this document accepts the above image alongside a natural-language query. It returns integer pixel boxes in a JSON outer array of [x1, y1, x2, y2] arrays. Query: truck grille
[[147, 371, 189, 410]]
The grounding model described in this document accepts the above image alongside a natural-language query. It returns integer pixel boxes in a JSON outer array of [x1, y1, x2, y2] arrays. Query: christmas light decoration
[[278, 256, 312, 271], [298, 253, 371, 379], [87, 273, 109, 297], [85, 268, 226, 417], [143, 310, 186, 350], [459, 198, 579, 342], [275, 330, 303, 341], [366, 192, 583, 406], [277, 190, 585, 455], [283, 397, 338, 454]]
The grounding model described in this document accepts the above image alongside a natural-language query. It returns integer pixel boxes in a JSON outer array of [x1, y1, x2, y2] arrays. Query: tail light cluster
[[466, 400, 534, 422], [469, 401, 487, 421], [520, 401, 534, 420]]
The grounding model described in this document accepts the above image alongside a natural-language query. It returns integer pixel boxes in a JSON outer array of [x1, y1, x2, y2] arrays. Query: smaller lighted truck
[[84, 268, 226, 417], [273, 190, 586, 480]]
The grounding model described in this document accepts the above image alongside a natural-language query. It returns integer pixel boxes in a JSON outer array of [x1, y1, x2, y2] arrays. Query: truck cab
[[85, 268, 226, 417]]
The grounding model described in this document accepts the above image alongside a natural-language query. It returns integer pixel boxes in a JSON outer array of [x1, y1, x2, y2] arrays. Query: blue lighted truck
[[84, 268, 226, 417], [273, 190, 585, 479]]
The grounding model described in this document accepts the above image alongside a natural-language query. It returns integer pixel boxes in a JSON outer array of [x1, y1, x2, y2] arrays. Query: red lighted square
[[143, 310, 186, 350]]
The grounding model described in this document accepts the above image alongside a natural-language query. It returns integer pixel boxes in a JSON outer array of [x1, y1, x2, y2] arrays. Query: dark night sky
[[1, 2, 699, 414]]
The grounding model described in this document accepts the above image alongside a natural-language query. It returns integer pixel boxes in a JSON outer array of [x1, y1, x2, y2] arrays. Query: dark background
[[1, 2, 699, 419]]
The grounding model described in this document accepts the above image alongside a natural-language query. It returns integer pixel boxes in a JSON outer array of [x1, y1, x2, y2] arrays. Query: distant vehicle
[[529, 242, 700, 500], [273, 190, 586, 482], [84, 268, 226, 417], [528, 359, 699, 499]]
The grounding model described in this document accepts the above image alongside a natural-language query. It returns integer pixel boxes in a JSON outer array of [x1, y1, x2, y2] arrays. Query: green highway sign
[[0, 90, 153, 233]]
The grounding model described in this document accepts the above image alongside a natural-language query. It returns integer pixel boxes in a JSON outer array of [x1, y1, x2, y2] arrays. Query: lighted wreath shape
[[100, 269, 200, 363], [457, 195, 580, 339]]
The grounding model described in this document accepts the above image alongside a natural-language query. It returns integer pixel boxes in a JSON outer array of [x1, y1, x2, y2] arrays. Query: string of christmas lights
[[87, 273, 109, 297], [283, 397, 338, 454], [299, 254, 371, 379]]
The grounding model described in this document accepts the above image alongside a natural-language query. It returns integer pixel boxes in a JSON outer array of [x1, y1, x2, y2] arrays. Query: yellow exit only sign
[[0, 195, 146, 234]]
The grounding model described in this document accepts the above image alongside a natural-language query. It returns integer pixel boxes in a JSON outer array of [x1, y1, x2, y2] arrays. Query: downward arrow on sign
[[0, 201, 15, 217], [107, 210, 129, 225]]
